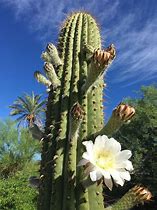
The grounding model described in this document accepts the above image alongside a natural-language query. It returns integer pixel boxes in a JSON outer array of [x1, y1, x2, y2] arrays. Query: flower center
[[95, 150, 115, 170]]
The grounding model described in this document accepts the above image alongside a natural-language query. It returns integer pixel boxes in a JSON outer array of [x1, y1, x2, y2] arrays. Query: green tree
[[0, 119, 40, 178], [0, 161, 39, 210], [114, 85, 157, 196], [9, 92, 46, 127], [0, 119, 40, 209]]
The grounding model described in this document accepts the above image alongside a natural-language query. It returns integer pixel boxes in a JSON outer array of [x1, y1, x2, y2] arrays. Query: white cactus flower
[[78, 135, 133, 190]]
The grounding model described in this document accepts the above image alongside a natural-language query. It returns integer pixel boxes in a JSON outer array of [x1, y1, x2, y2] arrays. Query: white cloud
[[2, 0, 33, 16], [1, 0, 157, 84], [104, 14, 157, 84], [1, 0, 119, 39]]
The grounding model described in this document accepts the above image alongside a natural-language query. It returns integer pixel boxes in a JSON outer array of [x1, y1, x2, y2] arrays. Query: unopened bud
[[46, 43, 62, 67], [82, 44, 116, 93], [71, 103, 84, 120], [41, 51, 51, 63], [93, 44, 116, 66], [44, 62, 60, 87], [69, 103, 84, 139], [132, 185, 152, 204], [113, 103, 135, 122], [34, 71, 51, 87]]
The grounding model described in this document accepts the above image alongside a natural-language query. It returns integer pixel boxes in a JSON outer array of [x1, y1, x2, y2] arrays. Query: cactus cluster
[[34, 12, 152, 210]]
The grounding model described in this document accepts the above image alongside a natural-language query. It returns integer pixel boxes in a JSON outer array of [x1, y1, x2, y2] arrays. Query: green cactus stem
[[97, 103, 136, 137], [87, 103, 135, 141], [82, 44, 116, 93], [34, 11, 150, 210], [105, 185, 152, 210]]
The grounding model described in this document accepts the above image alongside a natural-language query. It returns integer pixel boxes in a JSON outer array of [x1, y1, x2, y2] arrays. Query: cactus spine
[[35, 12, 151, 210]]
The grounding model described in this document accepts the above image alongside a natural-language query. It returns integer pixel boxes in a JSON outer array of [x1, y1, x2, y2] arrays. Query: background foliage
[[0, 119, 40, 178], [0, 85, 156, 209], [0, 162, 39, 210], [115, 85, 157, 194], [106, 85, 157, 209], [0, 119, 40, 209]]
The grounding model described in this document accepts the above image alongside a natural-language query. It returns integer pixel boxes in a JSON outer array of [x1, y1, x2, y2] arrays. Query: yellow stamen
[[94, 150, 115, 170]]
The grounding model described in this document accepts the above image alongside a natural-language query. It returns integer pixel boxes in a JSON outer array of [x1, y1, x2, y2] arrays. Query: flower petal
[[115, 160, 134, 171], [116, 150, 132, 161], [118, 169, 131, 181], [95, 171, 103, 180], [82, 152, 90, 160], [101, 170, 111, 179], [104, 177, 113, 191], [82, 141, 93, 160], [77, 158, 89, 166], [125, 160, 134, 171], [82, 141, 94, 156], [110, 170, 124, 186], [90, 171, 97, 181], [110, 170, 120, 181], [94, 135, 107, 148], [89, 170, 103, 181], [114, 177, 125, 186], [104, 137, 121, 153], [80, 135, 133, 190], [84, 163, 95, 176]]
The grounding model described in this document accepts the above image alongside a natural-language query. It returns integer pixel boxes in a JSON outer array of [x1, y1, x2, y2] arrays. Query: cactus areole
[[35, 12, 150, 210]]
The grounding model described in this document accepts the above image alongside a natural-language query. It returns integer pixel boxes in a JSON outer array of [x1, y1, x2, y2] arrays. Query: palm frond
[[9, 92, 46, 127], [10, 109, 24, 116], [33, 100, 46, 114], [17, 96, 32, 112]]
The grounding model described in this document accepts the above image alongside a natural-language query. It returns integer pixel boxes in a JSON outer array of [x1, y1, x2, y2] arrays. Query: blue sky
[[0, 0, 157, 120]]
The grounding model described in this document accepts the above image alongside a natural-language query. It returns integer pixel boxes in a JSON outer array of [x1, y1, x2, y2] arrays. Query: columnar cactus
[[34, 12, 152, 210]]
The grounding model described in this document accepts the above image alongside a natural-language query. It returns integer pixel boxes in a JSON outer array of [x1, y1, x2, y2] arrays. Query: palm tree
[[9, 92, 46, 127]]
